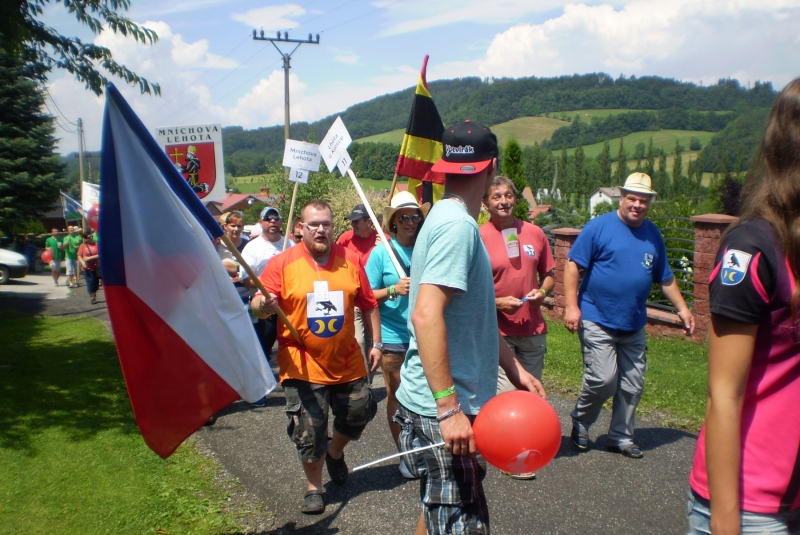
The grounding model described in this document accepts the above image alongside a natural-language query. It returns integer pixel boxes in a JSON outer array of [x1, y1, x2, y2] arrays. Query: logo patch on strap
[[306, 291, 344, 338], [720, 249, 752, 286]]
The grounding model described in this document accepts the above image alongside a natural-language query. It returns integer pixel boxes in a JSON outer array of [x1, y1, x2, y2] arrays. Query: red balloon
[[473, 390, 561, 473], [41, 248, 53, 263], [87, 204, 99, 231]]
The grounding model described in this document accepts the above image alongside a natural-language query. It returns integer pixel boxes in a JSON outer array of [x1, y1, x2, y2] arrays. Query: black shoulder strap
[[386, 240, 410, 277]]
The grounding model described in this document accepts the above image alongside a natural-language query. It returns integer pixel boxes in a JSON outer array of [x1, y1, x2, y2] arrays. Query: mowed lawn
[[0, 312, 250, 535], [543, 319, 708, 430]]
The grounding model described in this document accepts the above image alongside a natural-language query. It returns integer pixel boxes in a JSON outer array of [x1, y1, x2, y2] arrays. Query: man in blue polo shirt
[[564, 173, 694, 459]]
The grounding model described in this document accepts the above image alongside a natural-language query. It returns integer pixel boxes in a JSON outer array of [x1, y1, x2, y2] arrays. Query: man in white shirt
[[241, 206, 294, 368]]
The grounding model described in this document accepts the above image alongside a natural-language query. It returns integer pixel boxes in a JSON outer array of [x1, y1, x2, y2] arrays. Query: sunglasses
[[397, 214, 421, 224], [262, 215, 282, 222]]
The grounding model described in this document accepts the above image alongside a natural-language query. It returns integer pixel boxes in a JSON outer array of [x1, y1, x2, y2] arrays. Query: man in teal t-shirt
[[395, 120, 546, 535], [44, 228, 64, 286]]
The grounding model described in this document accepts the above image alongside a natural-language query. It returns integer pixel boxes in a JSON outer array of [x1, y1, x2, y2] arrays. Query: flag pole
[[221, 234, 303, 346], [388, 172, 399, 200], [282, 182, 300, 250], [345, 168, 405, 278]]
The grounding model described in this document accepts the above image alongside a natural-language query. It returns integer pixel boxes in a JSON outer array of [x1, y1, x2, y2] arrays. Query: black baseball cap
[[345, 204, 368, 221], [431, 120, 498, 175]]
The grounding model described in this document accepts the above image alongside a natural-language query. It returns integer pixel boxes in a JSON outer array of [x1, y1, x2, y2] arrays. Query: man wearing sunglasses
[[241, 206, 295, 367]]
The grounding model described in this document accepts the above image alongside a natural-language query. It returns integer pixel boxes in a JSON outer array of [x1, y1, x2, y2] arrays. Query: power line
[[44, 88, 79, 128], [42, 100, 77, 134]]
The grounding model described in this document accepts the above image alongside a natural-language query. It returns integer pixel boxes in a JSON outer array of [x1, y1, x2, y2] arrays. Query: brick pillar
[[690, 214, 738, 337], [551, 228, 582, 319]]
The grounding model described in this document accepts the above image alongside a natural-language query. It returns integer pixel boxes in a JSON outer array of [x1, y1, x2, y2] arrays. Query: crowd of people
[[44, 225, 102, 304], [206, 78, 800, 533]]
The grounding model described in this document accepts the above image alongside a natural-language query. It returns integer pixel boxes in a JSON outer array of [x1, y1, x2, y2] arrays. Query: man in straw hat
[[564, 172, 695, 459], [395, 120, 545, 535]]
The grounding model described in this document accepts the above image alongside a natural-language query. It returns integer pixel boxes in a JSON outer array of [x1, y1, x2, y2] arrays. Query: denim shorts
[[283, 377, 377, 464], [687, 488, 800, 534], [394, 403, 489, 535]]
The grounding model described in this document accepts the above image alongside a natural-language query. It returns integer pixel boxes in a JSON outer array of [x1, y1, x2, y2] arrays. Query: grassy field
[[355, 117, 570, 147], [0, 312, 259, 534], [491, 116, 569, 147], [356, 128, 405, 144], [542, 108, 649, 121], [565, 129, 716, 160], [544, 320, 708, 430]]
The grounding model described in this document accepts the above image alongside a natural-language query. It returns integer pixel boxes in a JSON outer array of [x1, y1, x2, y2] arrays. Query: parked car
[[0, 248, 28, 284]]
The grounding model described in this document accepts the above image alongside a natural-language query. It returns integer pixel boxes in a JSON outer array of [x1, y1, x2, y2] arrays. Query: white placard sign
[[154, 123, 225, 203], [320, 116, 352, 172], [283, 140, 321, 172], [336, 151, 353, 177], [289, 168, 310, 184]]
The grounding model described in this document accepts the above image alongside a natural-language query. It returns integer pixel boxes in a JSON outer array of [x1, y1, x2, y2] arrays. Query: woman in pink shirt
[[687, 78, 800, 534]]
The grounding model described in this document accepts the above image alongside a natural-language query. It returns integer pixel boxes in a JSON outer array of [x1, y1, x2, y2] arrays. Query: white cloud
[[329, 47, 359, 65], [231, 4, 305, 33]]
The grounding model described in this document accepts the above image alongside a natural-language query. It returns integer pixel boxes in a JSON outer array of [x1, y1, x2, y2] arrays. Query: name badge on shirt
[[314, 280, 329, 302]]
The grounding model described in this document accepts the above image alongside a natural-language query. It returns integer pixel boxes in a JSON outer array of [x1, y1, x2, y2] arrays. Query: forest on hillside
[[222, 73, 776, 180]]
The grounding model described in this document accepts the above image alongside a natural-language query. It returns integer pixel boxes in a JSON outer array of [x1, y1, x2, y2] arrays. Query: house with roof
[[588, 187, 620, 217], [206, 187, 284, 219]]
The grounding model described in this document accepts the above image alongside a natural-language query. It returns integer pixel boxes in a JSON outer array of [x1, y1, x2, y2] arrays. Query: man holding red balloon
[[395, 120, 546, 535], [44, 228, 65, 286]]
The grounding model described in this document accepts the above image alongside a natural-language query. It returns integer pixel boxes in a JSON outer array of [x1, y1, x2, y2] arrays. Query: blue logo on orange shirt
[[306, 291, 344, 338], [720, 249, 752, 286]]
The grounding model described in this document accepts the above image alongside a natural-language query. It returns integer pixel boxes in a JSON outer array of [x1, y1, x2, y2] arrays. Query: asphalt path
[[2, 273, 699, 534]]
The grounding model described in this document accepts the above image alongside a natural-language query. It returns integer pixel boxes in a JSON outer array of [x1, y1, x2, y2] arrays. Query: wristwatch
[[372, 343, 384, 351]]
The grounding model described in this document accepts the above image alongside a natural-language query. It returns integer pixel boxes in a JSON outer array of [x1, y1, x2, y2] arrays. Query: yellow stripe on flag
[[399, 134, 443, 165]]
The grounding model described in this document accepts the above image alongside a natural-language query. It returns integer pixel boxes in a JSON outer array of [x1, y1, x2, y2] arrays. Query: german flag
[[394, 55, 445, 204]]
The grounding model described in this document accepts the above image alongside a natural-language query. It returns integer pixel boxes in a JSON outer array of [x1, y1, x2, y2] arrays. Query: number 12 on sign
[[289, 168, 309, 184]]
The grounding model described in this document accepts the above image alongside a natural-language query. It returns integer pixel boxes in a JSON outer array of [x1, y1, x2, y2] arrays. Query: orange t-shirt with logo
[[261, 243, 378, 385]]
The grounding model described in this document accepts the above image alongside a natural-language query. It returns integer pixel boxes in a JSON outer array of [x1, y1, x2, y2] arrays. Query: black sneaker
[[570, 428, 590, 451], [325, 451, 348, 486], [607, 443, 644, 459]]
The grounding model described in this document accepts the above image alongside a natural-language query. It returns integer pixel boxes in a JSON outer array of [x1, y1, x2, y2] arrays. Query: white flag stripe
[[107, 100, 275, 402]]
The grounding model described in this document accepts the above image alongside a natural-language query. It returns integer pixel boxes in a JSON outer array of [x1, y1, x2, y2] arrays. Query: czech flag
[[100, 84, 276, 458], [394, 55, 446, 204]]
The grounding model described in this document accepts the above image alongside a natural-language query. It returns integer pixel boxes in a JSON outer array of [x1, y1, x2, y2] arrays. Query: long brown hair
[[738, 77, 800, 313]]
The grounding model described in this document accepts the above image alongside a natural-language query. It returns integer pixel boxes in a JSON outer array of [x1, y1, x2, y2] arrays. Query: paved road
[[2, 274, 698, 534]]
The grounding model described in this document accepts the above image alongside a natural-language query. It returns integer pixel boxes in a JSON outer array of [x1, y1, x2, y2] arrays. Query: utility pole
[[252, 29, 320, 143], [77, 118, 87, 231], [253, 29, 320, 250]]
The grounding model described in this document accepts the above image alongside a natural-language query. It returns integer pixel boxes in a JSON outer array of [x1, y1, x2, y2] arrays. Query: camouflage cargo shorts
[[283, 377, 377, 464]]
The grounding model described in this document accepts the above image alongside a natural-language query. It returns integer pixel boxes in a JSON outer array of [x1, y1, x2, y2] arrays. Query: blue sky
[[43, 0, 800, 155]]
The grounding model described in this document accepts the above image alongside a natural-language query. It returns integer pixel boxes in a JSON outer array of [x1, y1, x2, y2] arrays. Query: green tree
[[2, 0, 160, 95], [599, 140, 612, 187], [502, 138, 529, 221], [657, 152, 670, 198], [645, 138, 655, 178], [559, 143, 570, 200], [574, 140, 586, 196], [672, 139, 684, 195], [0, 50, 64, 235], [616, 138, 629, 185]]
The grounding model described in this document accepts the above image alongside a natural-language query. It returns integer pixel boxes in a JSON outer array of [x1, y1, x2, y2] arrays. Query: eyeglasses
[[262, 215, 282, 222], [304, 222, 333, 232], [397, 214, 422, 224]]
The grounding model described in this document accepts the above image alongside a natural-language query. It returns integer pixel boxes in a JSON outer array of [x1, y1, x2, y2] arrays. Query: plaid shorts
[[395, 404, 489, 535], [283, 377, 377, 464]]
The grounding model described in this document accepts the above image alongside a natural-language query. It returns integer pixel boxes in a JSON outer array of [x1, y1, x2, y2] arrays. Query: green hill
[[566, 130, 716, 159]]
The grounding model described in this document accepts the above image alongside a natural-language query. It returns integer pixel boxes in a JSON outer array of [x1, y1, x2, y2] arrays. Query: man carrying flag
[[394, 55, 445, 204], [99, 84, 275, 459]]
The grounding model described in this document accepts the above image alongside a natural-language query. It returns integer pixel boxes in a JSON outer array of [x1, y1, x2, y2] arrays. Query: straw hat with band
[[620, 172, 657, 196], [382, 191, 430, 234]]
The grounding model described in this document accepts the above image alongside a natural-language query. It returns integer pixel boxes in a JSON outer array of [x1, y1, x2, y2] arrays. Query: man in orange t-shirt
[[253, 199, 381, 515]]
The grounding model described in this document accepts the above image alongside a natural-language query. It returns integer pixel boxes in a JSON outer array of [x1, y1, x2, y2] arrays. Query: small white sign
[[283, 140, 321, 172], [336, 151, 353, 177], [289, 168, 310, 184], [320, 116, 352, 172], [313, 281, 330, 302]]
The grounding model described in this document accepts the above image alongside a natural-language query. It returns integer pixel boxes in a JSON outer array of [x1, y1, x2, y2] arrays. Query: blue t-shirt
[[365, 238, 413, 345], [568, 211, 672, 331], [396, 200, 499, 417]]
